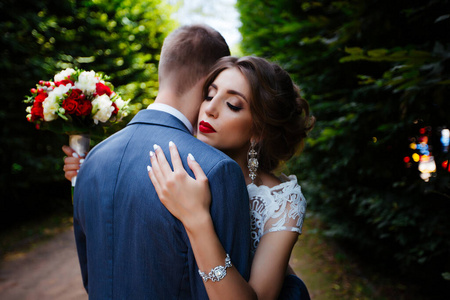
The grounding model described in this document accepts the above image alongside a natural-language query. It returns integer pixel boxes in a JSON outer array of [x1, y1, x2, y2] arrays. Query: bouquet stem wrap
[[69, 133, 90, 187]]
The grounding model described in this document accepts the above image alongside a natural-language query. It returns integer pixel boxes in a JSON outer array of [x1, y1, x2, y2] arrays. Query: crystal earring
[[247, 140, 259, 183]]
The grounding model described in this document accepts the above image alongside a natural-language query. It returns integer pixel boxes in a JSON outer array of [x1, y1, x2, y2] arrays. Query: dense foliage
[[0, 0, 175, 228], [238, 0, 450, 294]]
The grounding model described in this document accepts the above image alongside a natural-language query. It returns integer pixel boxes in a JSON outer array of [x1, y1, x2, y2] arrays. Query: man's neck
[[154, 81, 204, 128]]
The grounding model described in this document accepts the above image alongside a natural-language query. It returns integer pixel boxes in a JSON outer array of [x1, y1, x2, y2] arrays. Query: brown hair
[[159, 24, 230, 95], [203, 56, 315, 172]]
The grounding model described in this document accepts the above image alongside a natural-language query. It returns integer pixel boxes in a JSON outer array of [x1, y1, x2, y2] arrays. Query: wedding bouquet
[[24, 68, 130, 186], [25, 68, 129, 133]]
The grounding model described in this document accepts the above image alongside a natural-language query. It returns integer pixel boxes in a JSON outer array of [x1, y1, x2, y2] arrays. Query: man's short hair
[[159, 24, 230, 95]]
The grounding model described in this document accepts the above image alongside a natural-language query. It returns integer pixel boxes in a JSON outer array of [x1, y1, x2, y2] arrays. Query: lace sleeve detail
[[262, 179, 306, 236], [248, 175, 306, 253]]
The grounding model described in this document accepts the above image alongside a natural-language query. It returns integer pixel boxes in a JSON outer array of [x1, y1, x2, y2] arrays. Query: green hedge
[[0, 0, 175, 228], [237, 0, 450, 294]]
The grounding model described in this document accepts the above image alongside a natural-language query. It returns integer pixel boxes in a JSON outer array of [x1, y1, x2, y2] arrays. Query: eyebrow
[[211, 83, 248, 103]]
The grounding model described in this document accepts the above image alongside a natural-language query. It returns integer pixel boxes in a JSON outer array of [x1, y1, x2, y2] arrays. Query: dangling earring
[[247, 140, 259, 183]]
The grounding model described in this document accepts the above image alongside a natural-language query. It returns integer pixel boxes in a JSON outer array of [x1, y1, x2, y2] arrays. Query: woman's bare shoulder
[[258, 171, 282, 188]]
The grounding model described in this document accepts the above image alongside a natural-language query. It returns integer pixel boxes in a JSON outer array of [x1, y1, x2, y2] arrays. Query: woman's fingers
[[187, 153, 207, 181], [63, 162, 80, 172], [63, 153, 84, 182], [152, 144, 173, 178], [148, 151, 163, 195], [147, 143, 212, 224], [148, 142, 203, 195], [168, 141, 184, 170], [147, 164, 161, 196], [65, 170, 78, 181], [65, 154, 83, 162], [62, 145, 75, 157], [153, 142, 186, 175], [64, 156, 84, 170]]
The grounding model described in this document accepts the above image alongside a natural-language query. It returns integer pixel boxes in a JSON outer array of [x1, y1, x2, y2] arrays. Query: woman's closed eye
[[227, 102, 242, 112], [205, 85, 216, 101]]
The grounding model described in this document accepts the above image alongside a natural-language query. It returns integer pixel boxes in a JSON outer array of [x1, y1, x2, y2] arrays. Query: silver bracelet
[[198, 254, 232, 282]]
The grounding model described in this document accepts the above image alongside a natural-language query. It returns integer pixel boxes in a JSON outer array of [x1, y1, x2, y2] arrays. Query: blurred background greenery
[[238, 0, 449, 297], [0, 0, 176, 227], [1, 0, 449, 298]]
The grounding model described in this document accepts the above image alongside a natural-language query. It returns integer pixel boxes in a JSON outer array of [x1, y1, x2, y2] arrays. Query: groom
[[72, 25, 252, 299]]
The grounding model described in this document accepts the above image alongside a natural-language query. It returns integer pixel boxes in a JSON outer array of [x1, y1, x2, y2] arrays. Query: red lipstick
[[199, 121, 216, 133]]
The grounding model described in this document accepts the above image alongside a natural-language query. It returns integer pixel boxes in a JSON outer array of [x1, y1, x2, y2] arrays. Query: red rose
[[96, 82, 112, 96], [111, 102, 119, 115], [76, 99, 92, 116], [55, 79, 74, 87], [30, 91, 47, 121], [67, 89, 83, 101], [31, 102, 44, 121], [34, 91, 48, 104], [62, 89, 85, 115], [62, 98, 78, 115]]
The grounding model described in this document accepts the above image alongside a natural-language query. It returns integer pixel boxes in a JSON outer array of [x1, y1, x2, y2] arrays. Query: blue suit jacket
[[73, 109, 252, 299]]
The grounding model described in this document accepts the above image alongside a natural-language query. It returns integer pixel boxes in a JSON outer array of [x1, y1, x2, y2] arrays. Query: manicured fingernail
[[147, 165, 152, 172], [188, 153, 195, 161], [169, 141, 174, 147], [73, 153, 79, 158], [77, 170, 79, 173], [153, 144, 160, 150], [80, 153, 86, 157], [79, 159, 85, 164], [149, 151, 155, 157]]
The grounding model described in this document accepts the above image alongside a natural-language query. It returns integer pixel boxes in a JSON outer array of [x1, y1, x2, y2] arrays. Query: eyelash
[[205, 95, 242, 112], [227, 103, 242, 112]]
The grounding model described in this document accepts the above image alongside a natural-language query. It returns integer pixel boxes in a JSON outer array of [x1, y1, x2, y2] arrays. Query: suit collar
[[147, 103, 193, 134], [127, 109, 192, 135]]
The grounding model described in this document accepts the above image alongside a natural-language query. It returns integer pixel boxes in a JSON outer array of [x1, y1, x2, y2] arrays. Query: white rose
[[54, 68, 76, 82], [52, 84, 72, 98], [42, 85, 71, 121], [114, 96, 125, 109], [92, 94, 114, 124], [74, 70, 98, 94], [42, 93, 60, 121]]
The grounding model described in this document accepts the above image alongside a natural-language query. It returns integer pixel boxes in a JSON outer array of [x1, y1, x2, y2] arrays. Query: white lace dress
[[248, 174, 306, 254]]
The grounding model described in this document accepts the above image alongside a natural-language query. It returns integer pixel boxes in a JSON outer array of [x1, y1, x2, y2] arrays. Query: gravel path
[[0, 228, 87, 300], [0, 227, 309, 300]]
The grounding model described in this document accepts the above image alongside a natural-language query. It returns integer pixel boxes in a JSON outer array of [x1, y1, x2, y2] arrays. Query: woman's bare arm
[[148, 142, 299, 300]]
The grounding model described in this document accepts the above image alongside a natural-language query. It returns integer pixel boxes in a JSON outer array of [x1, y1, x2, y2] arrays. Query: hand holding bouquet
[[24, 68, 130, 187]]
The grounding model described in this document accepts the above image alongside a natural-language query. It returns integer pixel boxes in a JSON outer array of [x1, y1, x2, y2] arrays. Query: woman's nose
[[204, 97, 219, 118]]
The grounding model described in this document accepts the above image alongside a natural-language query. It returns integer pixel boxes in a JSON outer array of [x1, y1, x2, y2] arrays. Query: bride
[[148, 56, 314, 299], [64, 56, 314, 299]]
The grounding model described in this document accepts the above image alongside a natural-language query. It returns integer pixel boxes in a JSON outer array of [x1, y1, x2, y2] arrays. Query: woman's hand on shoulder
[[147, 141, 212, 231]]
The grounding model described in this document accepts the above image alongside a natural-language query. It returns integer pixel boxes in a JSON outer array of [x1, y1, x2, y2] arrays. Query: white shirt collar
[[147, 103, 194, 135]]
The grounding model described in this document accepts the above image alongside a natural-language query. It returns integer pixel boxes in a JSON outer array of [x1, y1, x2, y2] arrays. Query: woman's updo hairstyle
[[202, 56, 315, 173]]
